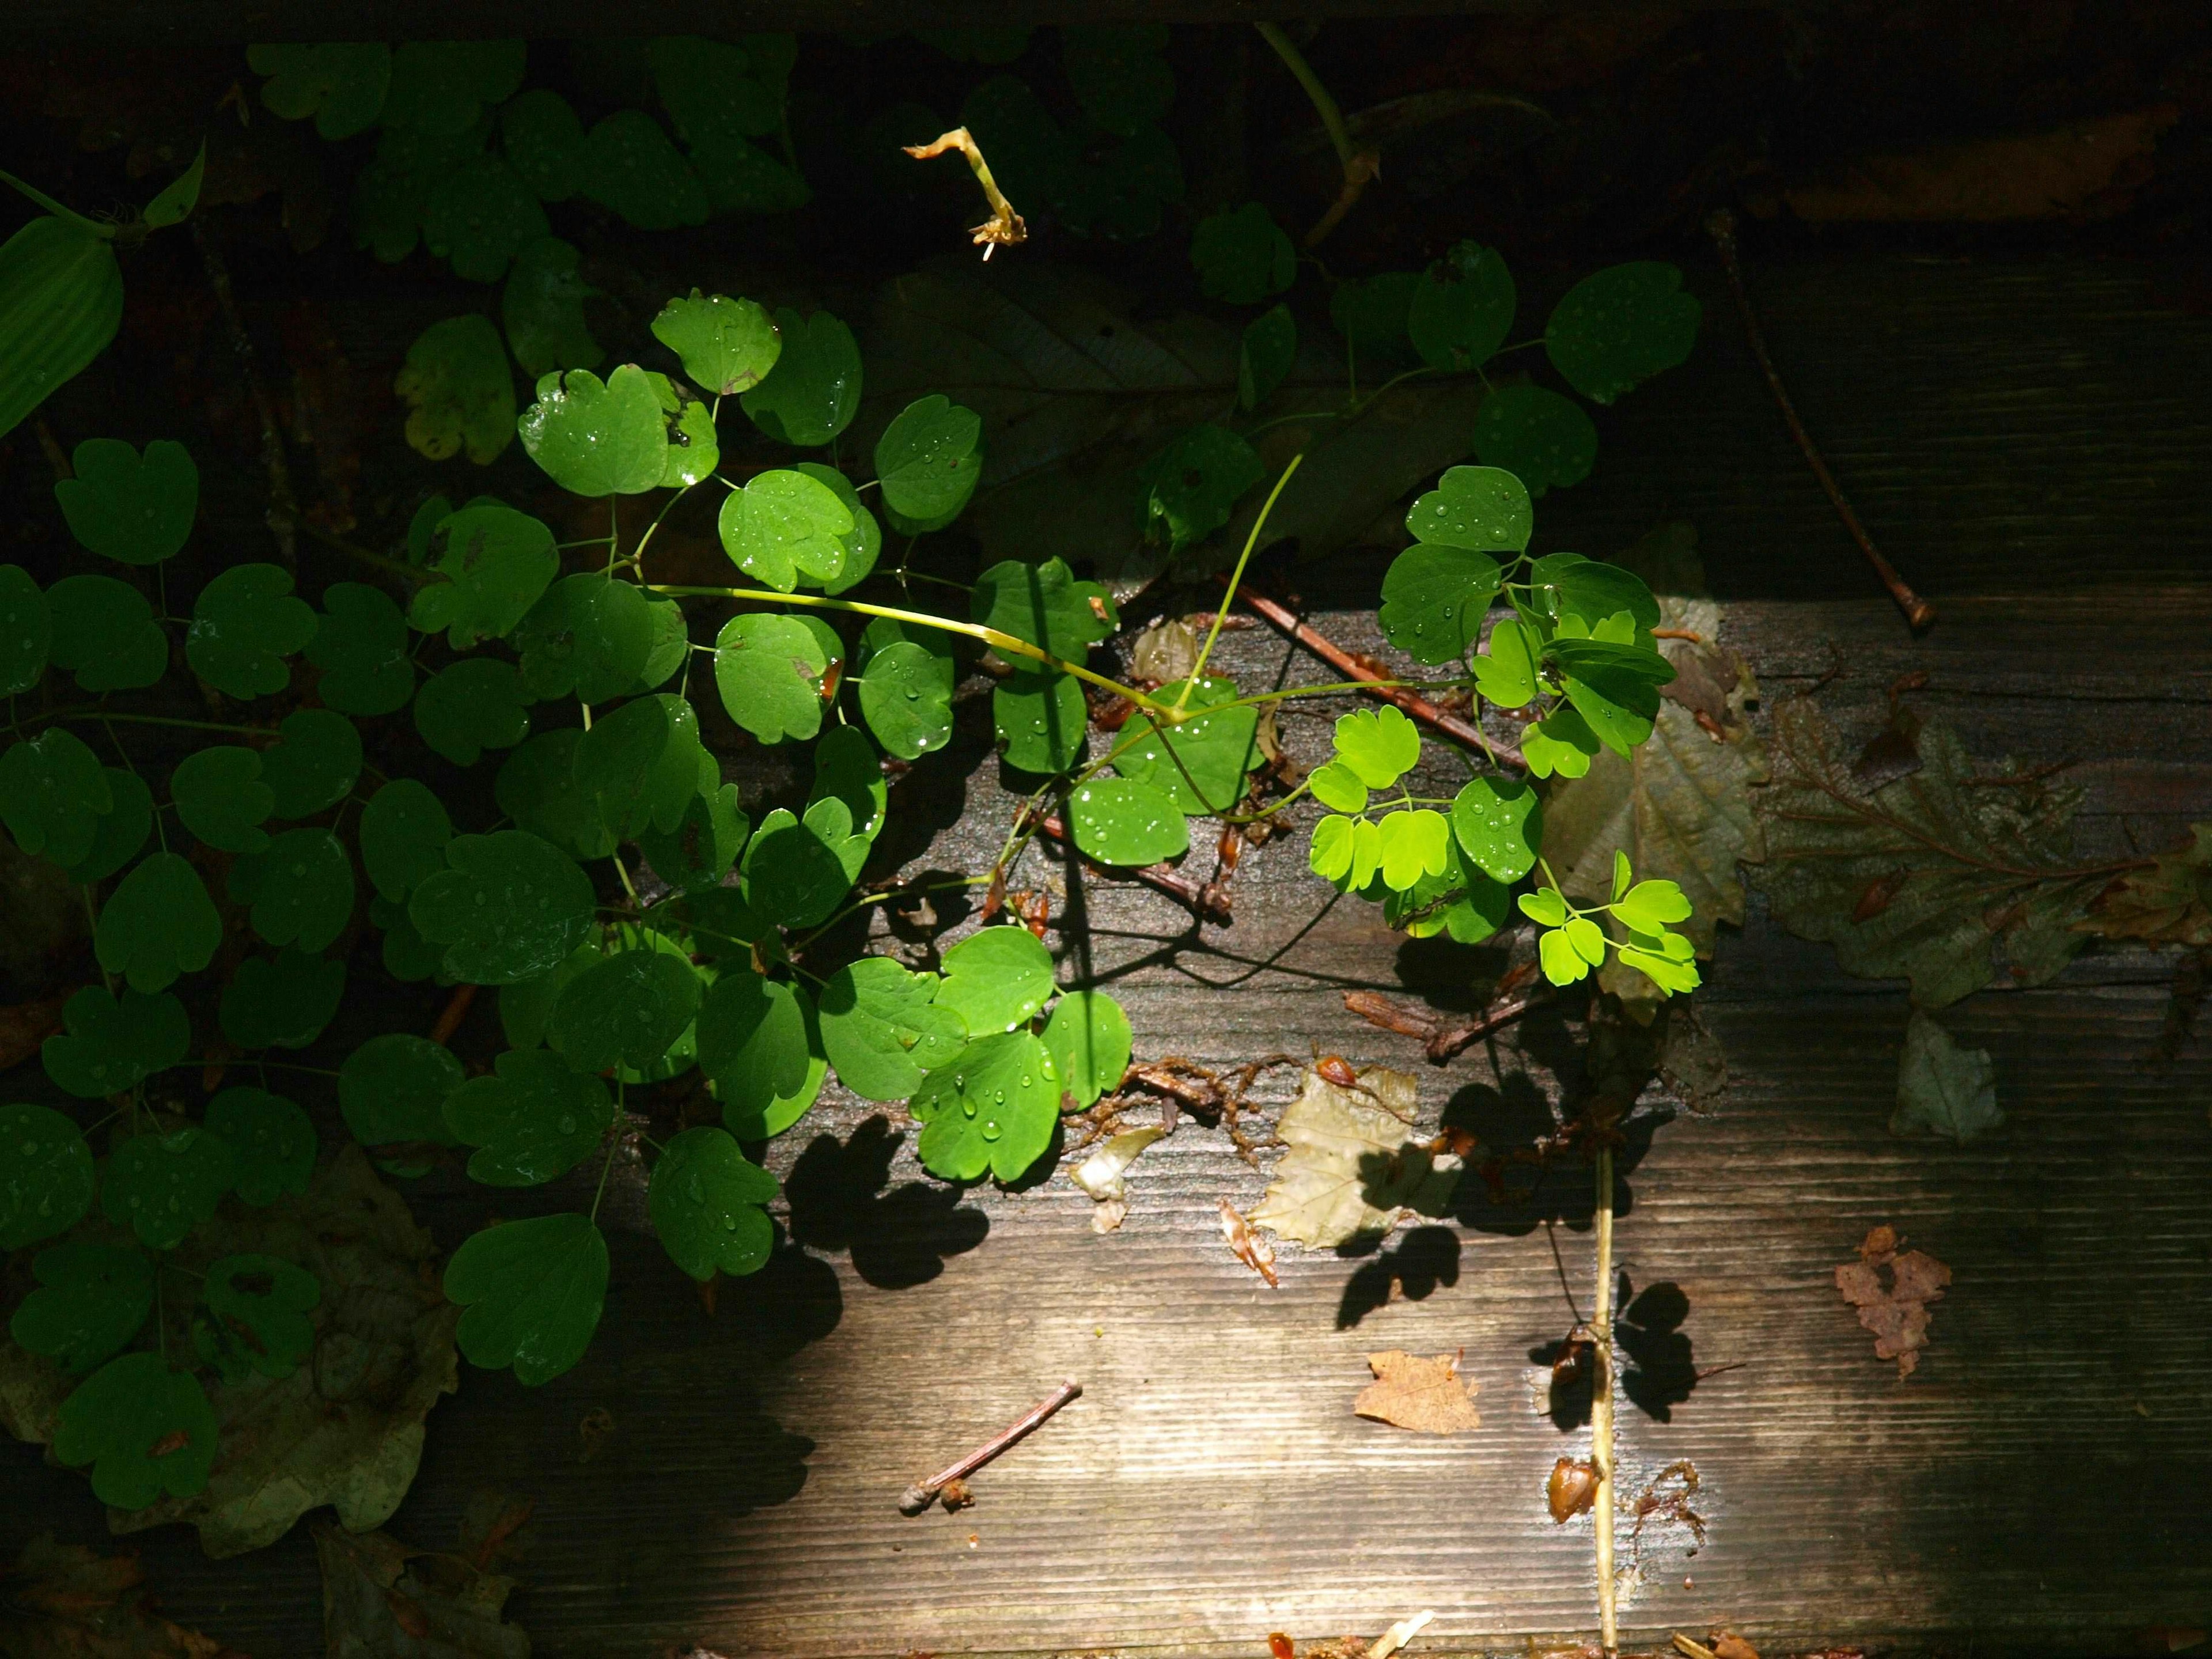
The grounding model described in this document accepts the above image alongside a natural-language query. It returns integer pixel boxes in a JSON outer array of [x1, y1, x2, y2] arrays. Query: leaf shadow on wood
[[1527, 1274, 1704, 1431], [783, 1115, 991, 1289], [1335, 1225, 1461, 1330]]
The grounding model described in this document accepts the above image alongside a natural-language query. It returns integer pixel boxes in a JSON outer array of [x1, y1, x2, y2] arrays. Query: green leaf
[[911, 1029, 1060, 1183], [57, 767, 150, 884], [204, 1088, 317, 1205], [1471, 382, 1595, 496], [1406, 464, 1531, 554], [220, 949, 346, 1051], [54, 438, 197, 565], [1376, 808, 1451, 891], [513, 573, 654, 704], [185, 562, 315, 698], [1450, 777, 1541, 882], [717, 468, 856, 591], [382, 898, 446, 981], [197, 1252, 320, 1381], [876, 394, 983, 535], [305, 583, 415, 715], [495, 731, 615, 860], [0, 218, 122, 442], [721, 985, 824, 1138], [808, 723, 887, 840], [1518, 886, 1569, 928], [1191, 202, 1294, 305], [407, 494, 453, 565], [1331, 273, 1422, 363], [652, 289, 780, 395], [1520, 706, 1601, 780], [518, 363, 668, 497], [1559, 657, 1662, 757], [44, 574, 166, 692], [1408, 241, 1516, 373], [411, 830, 596, 984], [421, 156, 548, 283], [817, 957, 965, 1103], [497, 943, 596, 1050], [0, 563, 48, 693], [794, 463, 882, 596], [937, 925, 1054, 1035], [1139, 423, 1262, 550], [550, 946, 702, 1074], [994, 671, 1088, 774], [714, 612, 833, 743], [1565, 915, 1607, 967], [631, 593, 691, 692], [359, 779, 452, 904], [1472, 618, 1540, 709], [102, 1126, 236, 1250], [96, 851, 221, 993], [690, 134, 812, 219], [1537, 926, 1592, 986], [1332, 705, 1422, 791], [857, 639, 955, 760], [408, 502, 558, 648], [1114, 676, 1265, 813], [739, 307, 861, 446], [501, 89, 586, 201], [249, 42, 391, 139], [1544, 261, 1699, 405], [578, 110, 708, 230], [260, 710, 360, 823], [340, 1033, 464, 1149], [444, 1049, 616, 1185], [1067, 777, 1189, 866], [40, 987, 188, 1100], [0, 1102, 94, 1249], [649, 370, 719, 487], [0, 727, 112, 864], [647, 1126, 778, 1281], [137, 146, 204, 230], [972, 555, 1116, 661], [1041, 988, 1130, 1108], [1063, 24, 1173, 134], [697, 969, 812, 1119], [173, 745, 275, 854], [381, 40, 525, 132], [1615, 926, 1699, 996], [413, 658, 531, 766], [1894, 1010, 2002, 1143], [1308, 813, 1381, 892], [961, 74, 1180, 240], [1307, 762, 1368, 815], [1529, 552, 1661, 633], [1613, 877, 1691, 934], [53, 1354, 217, 1509], [502, 235, 603, 380], [1378, 546, 1502, 666], [653, 33, 789, 147], [637, 774, 748, 894], [443, 1212, 607, 1385], [354, 122, 489, 264], [9, 1242, 151, 1374], [396, 315, 515, 465], [229, 830, 353, 953], [1385, 834, 1511, 945], [737, 800, 864, 929], [573, 692, 709, 838], [1237, 304, 1296, 411]]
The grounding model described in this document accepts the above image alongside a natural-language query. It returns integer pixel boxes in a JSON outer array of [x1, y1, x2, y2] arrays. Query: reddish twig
[[1706, 210, 1934, 631], [430, 983, 478, 1047], [1028, 810, 1232, 923], [1343, 986, 1550, 1063], [899, 1381, 1082, 1514]]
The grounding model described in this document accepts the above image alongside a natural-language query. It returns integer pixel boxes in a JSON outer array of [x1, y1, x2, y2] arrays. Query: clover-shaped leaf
[[443, 1212, 607, 1385], [786, 463, 880, 596], [41, 987, 188, 1100], [937, 925, 1055, 1035], [375, 895, 446, 984], [96, 852, 220, 993], [995, 671, 1087, 775], [414, 657, 531, 766], [45, 575, 168, 691], [54, 1354, 217, 1510], [1449, 777, 1541, 883], [185, 562, 315, 699], [638, 777, 748, 893], [714, 611, 835, 743], [697, 969, 812, 1122], [502, 90, 586, 202], [359, 779, 453, 904], [444, 1049, 615, 1185], [971, 556, 1117, 661], [381, 40, 524, 132], [305, 582, 415, 715], [517, 363, 667, 497], [407, 501, 558, 648], [573, 692, 709, 838], [652, 289, 780, 395], [256, 710, 359, 824], [1115, 676, 1264, 816], [1332, 705, 1422, 791], [339, 1033, 464, 1149], [0, 1102, 94, 1249], [1238, 304, 1297, 410], [203, 1087, 317, 1205], [1519, 706, 1602, 780], [421, 156, 549, 283], [1554, 652, 1664, 756], [857, 639, 955, 760], [1192, 202, 1294, 305], [54, 438, 198, 565], [0, 563, 48, 693], [652, 33, 787, 142], [55, 766, 149, 885], [1528, 551, 1661, 634], [738, 799, 865, 929], [396, 314, 516, 465], [411, 829, 596, 984], [650, 371, 719, 487], [817, 957, 967, 1103], [497, 943, 596, 1050], [1544, 261, 1700, 405], [1139, 423, 1262, 551], [1408, 241, 1516, 373], [1042, 988, 1131, 1108], [503, 234, 602, 378], [911, 1029, 1061, 1183], [1378, 547, 1502, 666], [200, 1253, 320, 1380], [0, 727, 111, 865], [1068, 777, 1188, 867], [496, 731, 615, 860], [1407, 464, 1532, 555], [578, 110, 707, 230], [103, 1126, 236, 1250], [355, 123, 488, 264], [229, 829, 354, 953], [550, 946, 702, 1074], [513, 573, 655, 704], [876, 395, 983, 535], [691, 134, 812, 218], [1617, 926, 1699, 996], [1472, 618, 1540, 709], [647, 1126, 778, 1281], [1382, 833, 1511, 946], [1613, 876, 1693, 935], [1376, 808, 1452, 891], [9, 1243, 152, 1374], [1309, 813, 1382, 892], [1471, 382, 1596, 497], [717, 468, 855, 590], [248, 42, 391, 138], [219, 948, 346, 1051], [739, 307, 860, 446], [806, 723, 887, 840]]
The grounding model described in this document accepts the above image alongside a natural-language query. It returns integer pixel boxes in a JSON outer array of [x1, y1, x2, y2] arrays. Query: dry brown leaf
[[1353, 1350, 1480, 1434], [1250, 1066, 1459, 1248], [2081, 824, 2212, 948], [1546, 1456, 1598, 1522], [1218, 1199, 1278, 1287], [1835, 1225, 1952, 1378], [1712, 1634, 1761, 1659], [0, 1535, 246, 1658], [313, 1522, 529, 1658]]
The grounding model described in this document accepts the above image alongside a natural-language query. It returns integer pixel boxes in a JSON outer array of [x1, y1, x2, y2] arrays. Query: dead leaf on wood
[[0, 993, 71, 1075], [0, 1534, 246, 1659], [1835, 1225, 1951, 1378], [1893, 1010, 2002, 1145], [1218, 1199, 1279, 1287], [314, 1521, 530, 1659], [1127, 618, 1200, 686], [2081, 823, 2212, 949], [1250, 1066, 1460, 1248], [1367, 1609, 1437, 1659], [1353, 1351, 1480, 1435], [1785, 107, 2179, 224], [1546, 1456, 1599, 1522]]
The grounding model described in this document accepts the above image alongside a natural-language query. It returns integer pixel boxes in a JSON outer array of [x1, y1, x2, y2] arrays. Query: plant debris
[[1367, 1609, 1437, 1658], [1547, 1456, 1599, 1521], [1352, 1350, 1481, 1434], [1835, 1226, 1952, 1378], [1250, 1065, 1460, 1248], [0, 1533, 246, 1658], [1893, 1010, 2002, 1144], [897, 1380, 1082, 1516], [1218, 1199, 1279, 1287], [313, 1520, 529, 1658], [2082, 823, 2212, 948]]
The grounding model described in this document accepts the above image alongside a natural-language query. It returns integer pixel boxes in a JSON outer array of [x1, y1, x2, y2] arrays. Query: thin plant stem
[[1181, 453, 1304, 711], [1592, 1142, 1618, 1657], [1254, 23, 1352, 169]]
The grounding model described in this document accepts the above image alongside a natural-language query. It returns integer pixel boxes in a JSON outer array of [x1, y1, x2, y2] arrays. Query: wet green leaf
[[1529, 552, 1660, 633], [1520, 705, 1601, 779], [1238, 304, 1296, 410], [1385, 834, 1511, 946], [937, 925, 1054, 1035], [994, 670, 1086, 774], [96, 851, 220, 993], [510, 574, 649, 704], [1450, 776, 1541, 882], [972, 556, 1116, 661], [1191, 202, 1293, 305], [9, 1242, 151, 1373], [648, 1126, 778, 1280], [1408, 241, 1515, 373], [501, 89, 586, 201], [578, 110, 707, 230], [652, 289, 781, 395], [381, 40, 525, 133], [1472, 617, 1540, 709], [573, 692, 708, 838], [53, 1354, 216, 1509], [1378, 546, 1501, 665], [1332, 705, 1422, 791], [808, 724, 887, 840], [0, 1102, 94, 1249], [219, 949, 346, 1052], [1139, 423, 1261, 550], [354, 121, 490, 264], [103, 1127, 236, 1250], [305, 583, 415, 715], [696, 969, 812, 1121], [259, 711, 359, 823], [714, 611, 834, 743], [0, 564, 47, 693], [1062, 23, 1173, 135], [1067, 777, 1188, 866], [444, 1049, 615, 1185], [551, 946, 702, 1074], [443, 1211, 606, 1385], [501, 240, 606, 379], [818, 956, 967, 1102], [911, 1029, 1060, 1183], [408, 501, 557, 648], [0, 217, 122, 442], [857, 639, 955, 759], [203, 1088, 317, 1205], [738, 798, 865, 929], [421, 156, 548, 283], [358, 779, 452, 904], [518, 363, 667, 497], [1471, 382, 1594, 496], [794, 463, 881, 595], [1544, 261, 1699, 405], [412, 658, 531, 766], [1041, 988, 1129, 1108], [1116, 676, 1263, 816], [717, 468, 855, 591], [650, 370, 719, 487], [876, 394, 983, 534], [200, 1253, 320, 1380], [58, 766, 151, 883], [0, 727, 112, 865], [1307, 761, 1368, 815], [44, 574, 167, 692], [54, 438, 197, 566], [651, 35, 785, 153], [725, 994, 824, 1139], [185, 563, 315, 699], [410, 829, 596, 984], [637, 772, 748, 893], [229, 830, 353, 953], [396, 314, 514, 465], [339, 1033, 464, 1149], [739, 307, 860, 446], [1407, 464, 1531, 554], [495, 730, 615, 860], [248, 42, 392, 139], [40, 988, 188, 1100]]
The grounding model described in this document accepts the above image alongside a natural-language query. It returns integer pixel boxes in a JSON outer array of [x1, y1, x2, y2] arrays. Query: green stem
[[1593, 1142, 1618, 1656], [1181, 453, 1304, 710], [588, 1137, 619, 1225], [1253, 24, 1354, 171], [0, 166, 112, 236], [23, 709, 279, 741]]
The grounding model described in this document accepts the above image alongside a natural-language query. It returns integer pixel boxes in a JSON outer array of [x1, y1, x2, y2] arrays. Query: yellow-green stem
[[1593, 1142, 1618, 1656], [1253, 24, 1354, 170], [1181, 453, 1304, 712]]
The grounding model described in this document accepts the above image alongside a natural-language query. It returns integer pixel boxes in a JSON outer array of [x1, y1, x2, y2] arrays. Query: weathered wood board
[[6, 254, 2212, 1658]]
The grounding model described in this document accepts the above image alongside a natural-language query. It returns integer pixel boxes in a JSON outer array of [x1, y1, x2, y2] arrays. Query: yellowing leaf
[[1249, 1066, 1458, 1248]]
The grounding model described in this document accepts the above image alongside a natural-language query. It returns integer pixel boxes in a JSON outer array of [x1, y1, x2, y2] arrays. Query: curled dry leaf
[[1250, 1065, 1460, 1248], [1071, 1126, 1165, 1204], [1834, 1225, 1951, 1378], [1547, 1455, 1599, 1522], [1353, 1350, 1480, 1435], [1218, 1199, 1278, 1287]]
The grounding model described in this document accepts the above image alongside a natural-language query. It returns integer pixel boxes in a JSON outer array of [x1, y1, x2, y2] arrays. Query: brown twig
[[1706, 209, 1934, 631], [1028, 810, 1232, 923], [192, 217, 298, 571], [903, 127, 1027, 259], [1343, 986, 1550, 1063], [898, 1381, 1081, 1514], [430, 983, 478, 1047]]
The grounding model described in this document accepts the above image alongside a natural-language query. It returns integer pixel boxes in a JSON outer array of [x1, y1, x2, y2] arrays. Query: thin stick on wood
[[1706, 209, 1934, 630], [192, 217, 298, 571], [898, 1381, 1081, 1515], [903, 127, 1027, 259], [1592, 1143, 1619, 1657], [1028, 810, 1232, 923], [1342, 987, 1550, 1063]]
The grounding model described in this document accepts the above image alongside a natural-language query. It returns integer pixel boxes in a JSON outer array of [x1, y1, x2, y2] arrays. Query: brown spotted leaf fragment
[[1353, 1350, 1480, 1434], [313, 1521, 529, 1658], [2082, 824, 2212, 949], [1218, 1199, 1278, 1287], [0, 1534, 245, 1658], [1835, 1225, 1951, 1378], [1251, 1066, 1460, 1248]]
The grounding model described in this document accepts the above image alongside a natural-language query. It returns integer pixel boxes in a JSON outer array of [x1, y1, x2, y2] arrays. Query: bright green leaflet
[[1471, 383, 1595, 497], [1191, 202, 1294, 305], [1408, 241, 1516, 373], [697, 969, 812, 1120], [503, 235, 602, 380], [1376, 808, 1452, 891], [410, 829, 596, 984], [1042, 988, 1131, 1108], [40, 988, 189, 1100], [649, 370, 719, 487], [0, 1102, 94, 1249], [381, 40, 525, 132], [185, 562, 316, 698], [971, 556, 1117, 660], [1332, 705, 1423, 791], [420, 156, 548, 283], [1116, 676, 1263, 816], [414, 658, 531, 766], [443, 1050, 616, 1186], [995, 671, 1088, 775], [229, 829, 353, 953], [1544, 261, 1700, 406], [550, 946, 702, 1074], [407, 502, 558, 648], [1068, 777, 1188, 866], [652, 290, 781, 395], [58, 767, 150, 885], [102, 1127, 237, 1251], [1308, 760, 1369, 815], [201, 1253, 320, 1380], [1473, 618, 1540, 707], [518, 363, 666, 497], [497, 730, 615, 859], [738, 801, 863, 930], [96, 851, 221, 993], [740, 308, 861, 446], [502, 90, 586, 202], [0, 217, 123, 443], [857, 640, 955, 760], [1407, 465, 1532, 554], [817, 957, 967, 1103], [1450, 777, 1542, 882], [444, 1212, 608, 1386], [9, 1243, 153, 1374], [911, 1029, 1062, 1183], [647, 1126, 779, 1281], [808, 723, 888, 839], [305, 582, 415, 715], [359, 778, 453, 903], [715, 611, 832, 743], [44, 574, 166, 691], [395, 314, 515, 465], [1331, 273, 1421, 361], [0, 727, 111, 865], [1615, 877, 1693, 934], [219, 948, 346, 1051], [1554, 653, 1664, 755], [0, 563, 48, 693], [1238, 305, 1296, 411], [717, 468, 855, 590], [513, 573, 654, 703], [339, 1033, 464, 1149], [723, 993, 824, 1139], [874, 394, 983, 535], [637, 774, 748, 893], [1521, 706, 1602, 780], [793, 463, 881, 595], [1309, 815, 1377, 890], [577, 109, 709, 230], [249, 41, 389, 138], [1139, 423, 1262, 550], [937, 925, 1055, 1035], [573, 692, 707, 838], [203, 1088, 317, 1205], [52, 1353, 217, 1510], [54, 438, 198, 566], [1378, 547, 1502, 665]]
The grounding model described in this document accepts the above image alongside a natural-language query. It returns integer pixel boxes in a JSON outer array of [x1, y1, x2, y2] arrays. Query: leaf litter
[[0, 1533, 247, 1658], [1834, 1225, 1952, 1378], [1249, 1065, 1461, 1249], [1353, 1350, 1480, 1434]]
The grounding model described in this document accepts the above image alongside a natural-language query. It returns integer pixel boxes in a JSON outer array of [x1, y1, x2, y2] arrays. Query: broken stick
[[897, 1381, 1082, 1515]]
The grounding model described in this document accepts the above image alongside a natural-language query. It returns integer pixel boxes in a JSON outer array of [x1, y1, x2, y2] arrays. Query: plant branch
[[904, 127, 1027, 259], [1342, 984, 1550, 1063], [192, 216, 298, 572], [1592, 1141, 1618, 1658], [1252, 23, 1379, 248], [1183, 453, 1303, 709]]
